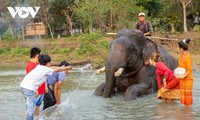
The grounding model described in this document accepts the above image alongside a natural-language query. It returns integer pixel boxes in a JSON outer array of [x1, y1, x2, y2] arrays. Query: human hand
[[160, 87, 168, 93], [45, 87, 48, 93], [176, 73, 186, 79], [36, 90, 39, 97], [66, 66, 72, 70]]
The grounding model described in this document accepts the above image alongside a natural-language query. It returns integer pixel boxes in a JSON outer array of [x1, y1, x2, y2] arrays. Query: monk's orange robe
[[178, 52, 194, 106]]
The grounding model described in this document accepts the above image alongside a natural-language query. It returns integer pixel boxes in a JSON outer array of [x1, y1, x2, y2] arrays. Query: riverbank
[[0, 32, 199, 68]]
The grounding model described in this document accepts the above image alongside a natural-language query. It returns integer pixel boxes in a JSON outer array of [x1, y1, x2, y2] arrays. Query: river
[[0, 64, 199, 120]]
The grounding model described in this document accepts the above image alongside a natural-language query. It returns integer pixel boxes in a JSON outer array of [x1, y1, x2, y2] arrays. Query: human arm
[[35, 90, 39, 97], [52, 81, 62, 104], [144, 22, 153, 36], [55, 81, 62, 104], [53, 72, 66, 104], [177, 54, 192, 79], [184, 55, 193, 78], [53, 66, 72, 72], [45, 82, 48, 93], [135, 22, 139, 29], [157, 62, 170, 81], [144, 32, 151, 36]]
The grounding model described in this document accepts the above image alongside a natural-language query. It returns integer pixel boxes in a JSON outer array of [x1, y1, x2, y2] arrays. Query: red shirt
[[156, 62, 174, 89], [26, 61, 46, 94]]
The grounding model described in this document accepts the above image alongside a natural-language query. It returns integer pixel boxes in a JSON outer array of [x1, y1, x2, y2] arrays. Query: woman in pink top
[[150, 53, 180, 103]]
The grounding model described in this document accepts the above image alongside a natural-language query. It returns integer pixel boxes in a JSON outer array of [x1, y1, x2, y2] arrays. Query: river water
[[0, 64, 199, 120]]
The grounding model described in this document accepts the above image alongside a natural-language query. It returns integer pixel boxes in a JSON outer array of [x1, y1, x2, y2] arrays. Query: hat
[[59, 60, 70, 67], [182, 38, 190, 46], [138, 12, 145, 17]]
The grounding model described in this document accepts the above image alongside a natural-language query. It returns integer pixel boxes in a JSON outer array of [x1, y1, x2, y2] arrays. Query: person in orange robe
[[176, 38, 194, 107], [149, 53, 180, 103]]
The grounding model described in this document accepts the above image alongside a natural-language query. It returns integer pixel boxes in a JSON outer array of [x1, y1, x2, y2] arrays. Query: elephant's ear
[[142, 38, 159, 65]]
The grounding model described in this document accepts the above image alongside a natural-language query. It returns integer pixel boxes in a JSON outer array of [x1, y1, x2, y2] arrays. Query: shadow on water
[[0, 64, 199, 120]]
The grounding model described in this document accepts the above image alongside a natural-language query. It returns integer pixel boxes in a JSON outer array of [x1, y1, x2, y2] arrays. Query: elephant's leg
[[124, 83, 149, 101], [94, 82, 105, 96]]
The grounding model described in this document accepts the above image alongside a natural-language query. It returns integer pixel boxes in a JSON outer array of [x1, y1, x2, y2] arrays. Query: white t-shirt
[[20, 65, 54, 92]]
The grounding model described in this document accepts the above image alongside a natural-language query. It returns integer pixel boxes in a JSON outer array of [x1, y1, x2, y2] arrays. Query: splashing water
[[1, 66, 199, 120], [35, 64, 102, 120], [35, 98, 76, 120]]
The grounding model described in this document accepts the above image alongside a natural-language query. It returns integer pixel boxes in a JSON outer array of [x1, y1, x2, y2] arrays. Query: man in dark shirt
[[135, 12, 153, 36]]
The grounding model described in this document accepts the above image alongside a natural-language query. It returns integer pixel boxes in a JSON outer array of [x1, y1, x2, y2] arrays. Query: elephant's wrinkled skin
[[94, 29, 178, 100]]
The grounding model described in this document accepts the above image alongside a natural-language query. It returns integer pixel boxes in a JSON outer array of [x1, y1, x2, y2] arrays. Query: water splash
[[35, 64, 101, 120], [73, 63, 93, 72], [35, 98, 76, 120]]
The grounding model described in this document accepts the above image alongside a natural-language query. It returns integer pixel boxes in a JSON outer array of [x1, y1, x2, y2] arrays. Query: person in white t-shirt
[[20, 54, 72, 120]]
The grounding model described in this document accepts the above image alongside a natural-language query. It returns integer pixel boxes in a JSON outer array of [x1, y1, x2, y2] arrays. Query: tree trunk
[[47, 23, 54, 39], [170, 23, 176, 33], [22, 26, 25, 40], [183, 3, 188, 32], [8, 24, 14, 39], [62, 10, 74, 36], [180, 0, 191, 32], [67, 17, 73, 36]]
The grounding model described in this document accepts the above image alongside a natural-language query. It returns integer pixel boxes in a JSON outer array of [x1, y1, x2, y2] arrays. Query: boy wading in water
[[25, 47, 48, 116], [43, 60, 72, 110], [20, 54, 72, 120]]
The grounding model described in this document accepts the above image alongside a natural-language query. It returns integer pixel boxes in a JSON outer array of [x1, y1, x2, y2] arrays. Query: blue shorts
[[36, 94, 44, 106]]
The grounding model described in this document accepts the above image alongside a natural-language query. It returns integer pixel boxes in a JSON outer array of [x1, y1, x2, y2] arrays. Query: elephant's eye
[[129, 47, 136, 53]]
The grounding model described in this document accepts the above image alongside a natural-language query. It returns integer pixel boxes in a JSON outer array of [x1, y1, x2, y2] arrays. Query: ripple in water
[[33, 65, 200, 120]]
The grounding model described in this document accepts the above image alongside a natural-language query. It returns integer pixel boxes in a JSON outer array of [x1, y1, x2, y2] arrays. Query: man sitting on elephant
[[135, 12, 153, 36]]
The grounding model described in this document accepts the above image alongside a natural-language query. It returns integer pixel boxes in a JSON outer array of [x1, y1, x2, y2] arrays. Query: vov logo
[[7, 7, 40, 18]]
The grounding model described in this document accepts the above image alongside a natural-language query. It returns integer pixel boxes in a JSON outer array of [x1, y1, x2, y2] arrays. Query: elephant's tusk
[[114, 68, 124, 77], [96, 66, 105, 74]]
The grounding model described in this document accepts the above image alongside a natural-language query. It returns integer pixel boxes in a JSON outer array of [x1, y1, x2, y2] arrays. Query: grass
[[0, 32, 199, 67]]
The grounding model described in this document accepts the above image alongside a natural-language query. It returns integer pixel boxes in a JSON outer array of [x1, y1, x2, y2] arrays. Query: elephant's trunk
[[103, 50, 126, 97], [103, 67, 116, 98]]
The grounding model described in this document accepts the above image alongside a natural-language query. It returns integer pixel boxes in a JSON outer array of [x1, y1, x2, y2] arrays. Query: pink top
[[156, 62, 174, 89]]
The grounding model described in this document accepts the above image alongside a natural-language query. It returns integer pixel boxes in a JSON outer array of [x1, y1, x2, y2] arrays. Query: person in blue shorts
[[43, 60, 71, 110]]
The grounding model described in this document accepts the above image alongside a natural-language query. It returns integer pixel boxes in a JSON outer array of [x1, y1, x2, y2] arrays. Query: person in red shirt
[[26, 47, 47, 116], [149, 53, 180, 103]]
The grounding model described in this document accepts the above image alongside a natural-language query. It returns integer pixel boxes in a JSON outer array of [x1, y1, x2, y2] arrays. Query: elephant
[[94, 29, 178, 100]]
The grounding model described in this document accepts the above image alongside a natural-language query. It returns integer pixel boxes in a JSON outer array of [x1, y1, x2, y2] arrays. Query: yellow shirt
[[178, 52, 193, 81]]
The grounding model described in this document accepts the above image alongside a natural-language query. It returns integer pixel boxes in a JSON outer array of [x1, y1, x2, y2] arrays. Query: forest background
[[0, 0, 199, 67]]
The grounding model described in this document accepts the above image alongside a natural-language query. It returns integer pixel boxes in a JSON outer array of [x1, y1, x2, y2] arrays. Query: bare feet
[[168, 99, 173, 103], [35, 106, 40, 116], [162, 98, 167, 103], [186, 105, 192, 107]]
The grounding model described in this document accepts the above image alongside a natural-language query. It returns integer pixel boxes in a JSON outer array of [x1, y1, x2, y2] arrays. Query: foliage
[[76, 32, 100, 55], [1, 0, 200, 37], [2, 30, 14, 42], [0, 46, 29, 56]]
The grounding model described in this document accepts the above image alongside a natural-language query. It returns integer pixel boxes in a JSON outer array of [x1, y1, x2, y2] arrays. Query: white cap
[[138, 12, 145, 17]]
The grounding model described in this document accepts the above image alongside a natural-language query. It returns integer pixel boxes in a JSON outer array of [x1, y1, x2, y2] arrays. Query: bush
[[193, 26, 200, 33], [2, 31, 14, 42], [76, 32, 101, 55], [61, 48, 73, 55]]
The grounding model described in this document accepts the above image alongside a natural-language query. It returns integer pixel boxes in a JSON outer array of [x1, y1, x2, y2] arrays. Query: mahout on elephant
[[94, 29, 178, 100]]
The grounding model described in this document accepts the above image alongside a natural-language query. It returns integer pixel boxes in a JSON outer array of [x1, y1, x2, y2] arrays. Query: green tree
[[179, 0, 192, 32], [51, 0, 77, 36]]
